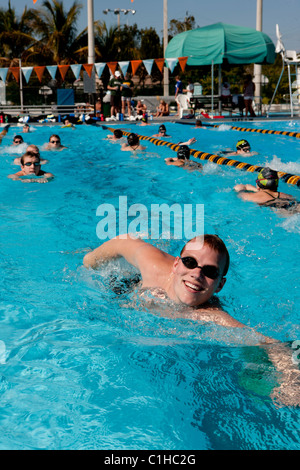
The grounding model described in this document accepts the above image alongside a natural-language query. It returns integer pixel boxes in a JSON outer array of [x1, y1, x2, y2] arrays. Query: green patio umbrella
[[165, 22, 275, 65], [165, 22, 275, 113]]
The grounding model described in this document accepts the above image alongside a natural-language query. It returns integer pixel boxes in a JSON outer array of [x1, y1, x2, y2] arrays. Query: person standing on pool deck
[[175, 75, 183, 116]]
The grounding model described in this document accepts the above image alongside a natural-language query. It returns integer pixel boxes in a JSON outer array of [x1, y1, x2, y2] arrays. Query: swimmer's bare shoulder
[[83, 236, 174, 285]]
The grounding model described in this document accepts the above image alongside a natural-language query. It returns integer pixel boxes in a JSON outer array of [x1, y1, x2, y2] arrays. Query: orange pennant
[[178, 56, 188, 72], [131, 60, 142, 76], [83, 63, 94, 77], [9, 67, 20, 83], [107, 62, 118, 75], [154, 58, 165, 73], [34, 66, 45, 82], [58, 65, 70, 81], [33, 0, 38, 3]]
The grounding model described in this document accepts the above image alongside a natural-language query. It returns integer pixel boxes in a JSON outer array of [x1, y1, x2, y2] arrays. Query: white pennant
[[143, 59, 154, 76], [118, 61, 130, 76], [94, 63, 106, 78], [0, 68, 8, 82], [46, 65, 58, 80], [21, 67, 33, 83], [165, 58, 178, 73], [70, 64, 82, 80]]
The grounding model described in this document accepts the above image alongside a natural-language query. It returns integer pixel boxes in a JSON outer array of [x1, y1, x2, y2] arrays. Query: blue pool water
[[0, 120, 299, 450]]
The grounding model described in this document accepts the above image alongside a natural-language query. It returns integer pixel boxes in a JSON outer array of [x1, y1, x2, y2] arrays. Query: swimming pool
[[0, 120, 299, 450]]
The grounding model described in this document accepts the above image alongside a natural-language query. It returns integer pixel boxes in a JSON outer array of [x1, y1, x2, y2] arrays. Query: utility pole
[[163, 0, 169, 97], [87, 0, 95, 64], [254, 0, 262, 110]]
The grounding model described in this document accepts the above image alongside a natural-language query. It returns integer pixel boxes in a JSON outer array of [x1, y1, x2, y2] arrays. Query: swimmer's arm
[[165, 158, 183, 166], [83, 235, 170, 271], [234, 184, 257, 192]]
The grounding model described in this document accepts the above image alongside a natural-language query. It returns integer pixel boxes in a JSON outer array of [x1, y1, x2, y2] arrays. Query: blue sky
[[9, 0, 300, 51]]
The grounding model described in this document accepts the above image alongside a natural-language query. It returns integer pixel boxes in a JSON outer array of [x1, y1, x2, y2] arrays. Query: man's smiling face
[[171, 239, 226, 307]]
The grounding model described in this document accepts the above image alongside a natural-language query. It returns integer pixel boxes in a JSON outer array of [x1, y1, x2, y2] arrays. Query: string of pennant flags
[[0, 57, 188, 85]]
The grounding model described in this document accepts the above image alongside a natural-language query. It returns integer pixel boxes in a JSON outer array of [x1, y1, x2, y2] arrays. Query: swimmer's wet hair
[[114, 129, 123, 138], [20, 151, 41, 166], [127, 133, 139, 146], [180, 234, 230, 277]]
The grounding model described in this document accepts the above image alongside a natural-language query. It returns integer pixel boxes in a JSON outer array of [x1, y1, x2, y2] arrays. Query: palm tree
[[0, 0, 36, 65], [29, 0, 84, 64]]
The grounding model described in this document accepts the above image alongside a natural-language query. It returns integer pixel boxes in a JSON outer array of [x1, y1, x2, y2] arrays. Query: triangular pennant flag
[[165, 58, 178, 73], [58, 64, 70, 81], [178, 56, 188, 72], [0, 68, 8, 82], [107, 62, 118, 76], [154, 58, 165, 73], [34, 66, 45, 83], [131, 60, 142, 76], [118, 61, 130, 76], [83, 63, 94, 78], [46, 65, 57, 80], [70, 64, 82, 80], [21, 66, 33, 83], [33, 0, 38, 3], [143, 59, 154, 76], [9, 67, 20, 83], [94, 62, 106, 78]]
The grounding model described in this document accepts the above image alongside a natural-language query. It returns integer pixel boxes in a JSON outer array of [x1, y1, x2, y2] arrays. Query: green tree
[[29, 0, 83, 64], [0, 0, 36, 65]]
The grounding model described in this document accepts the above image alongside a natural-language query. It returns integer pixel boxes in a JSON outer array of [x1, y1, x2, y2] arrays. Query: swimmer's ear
[[172, 256, 180, 273], [215, 276, 226, 293]]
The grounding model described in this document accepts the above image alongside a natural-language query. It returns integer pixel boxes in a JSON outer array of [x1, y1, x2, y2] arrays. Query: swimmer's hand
[[234, 184, 257, 192]]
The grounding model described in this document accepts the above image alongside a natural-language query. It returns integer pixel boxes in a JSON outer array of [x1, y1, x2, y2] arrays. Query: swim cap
[[159, 124, 166, 132], [177, 145, 190, 160], [127, 133, 139, 146], [256, 167, 279, 191], [236, 139, 250, 151], [113, 129, 123, 139]]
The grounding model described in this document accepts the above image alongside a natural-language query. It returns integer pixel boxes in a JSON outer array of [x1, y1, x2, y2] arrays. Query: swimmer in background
[[62, 118, 75, 129], [0, 124, 10, 144], [139, 115, 150, 126], [44, 134, 67, 150], [165, 144, 202, 170], [22, 124, 30, 133], [108, 129, 124, 141], [219, 139, 257, 157], [12, 135, 24, 146], [152, 124, 171, 138], [234, 167, 299, 212], [194, 119, 203, 128], [13, 145, 48, 166], [121, 133, 146, 151], [8, 151, 54, 183]]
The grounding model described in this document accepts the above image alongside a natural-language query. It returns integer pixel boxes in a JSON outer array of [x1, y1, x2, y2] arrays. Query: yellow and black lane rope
[[207, 123, 300, 139], [104, 126, 300, 188]]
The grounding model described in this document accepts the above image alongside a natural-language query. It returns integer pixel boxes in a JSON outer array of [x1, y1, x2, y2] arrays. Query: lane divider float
[[104, 125, 300, 188]]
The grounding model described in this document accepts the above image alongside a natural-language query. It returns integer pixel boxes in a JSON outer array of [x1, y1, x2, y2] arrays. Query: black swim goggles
[[180, 257, 220, 280]]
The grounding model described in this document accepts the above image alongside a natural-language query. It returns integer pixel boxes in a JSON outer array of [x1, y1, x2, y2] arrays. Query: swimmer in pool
[[12, 135, 24, 146], [108, 129, 124, 141], [165, 144, 202, 170], [234, 167, 299, 212], [219, 139, 256, 157], [44, 134, 67, 150], [8, 151, 54, 182], [121, 133, 146, 151], [0, 124, 10, 144], [84, 234, 250, 328], [152, 125, 171, 138], [22, 124, 30, 133], [13, 145, 48, 166]]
